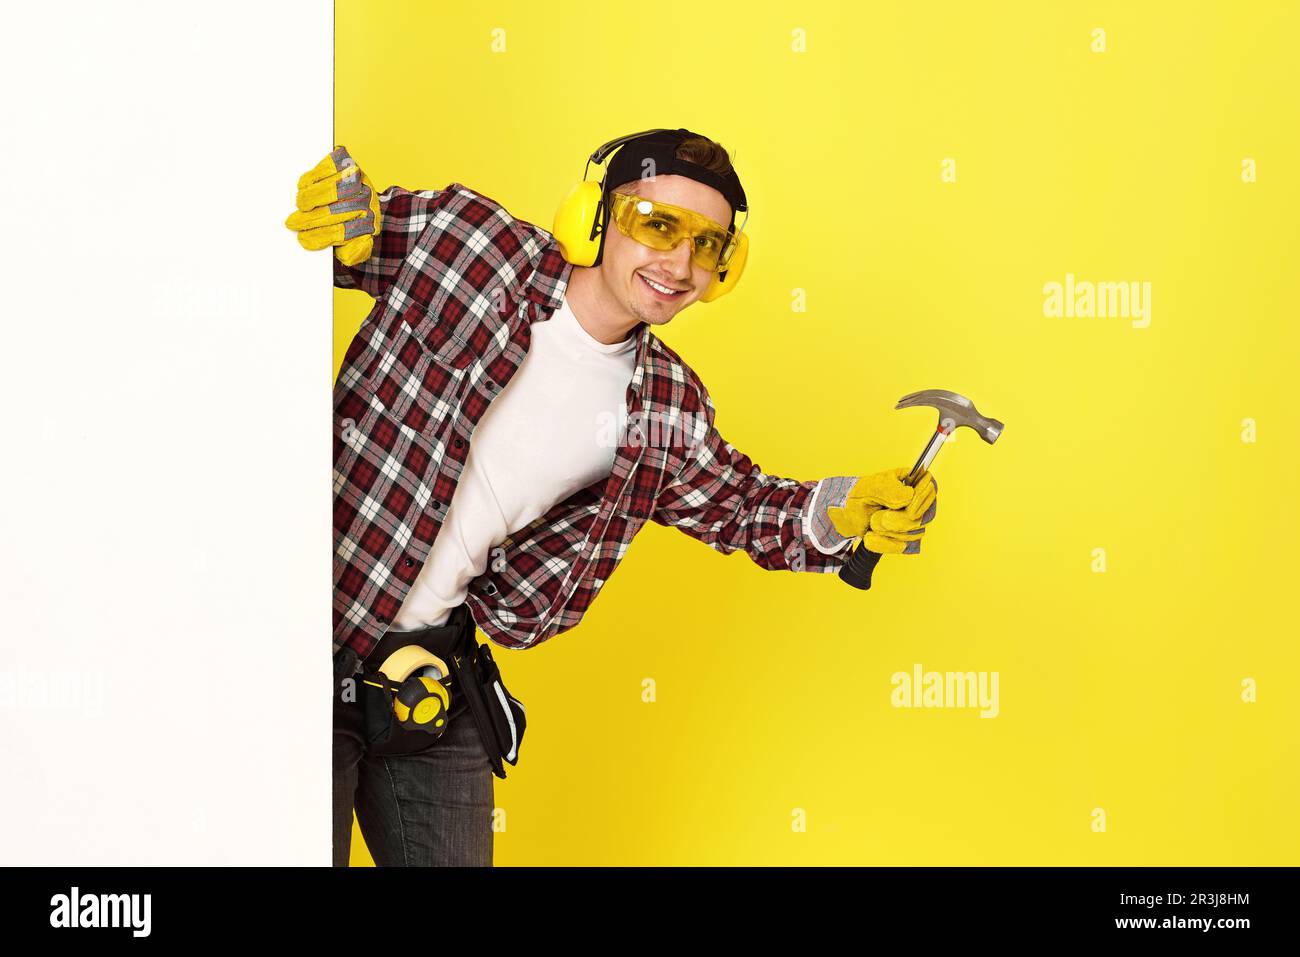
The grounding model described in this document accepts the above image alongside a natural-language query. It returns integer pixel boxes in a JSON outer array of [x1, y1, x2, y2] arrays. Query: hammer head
[[897, 389, 1003, 443]]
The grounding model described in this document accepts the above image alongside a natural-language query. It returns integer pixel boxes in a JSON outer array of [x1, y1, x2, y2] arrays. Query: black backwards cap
[[592, 128, 747, 267]]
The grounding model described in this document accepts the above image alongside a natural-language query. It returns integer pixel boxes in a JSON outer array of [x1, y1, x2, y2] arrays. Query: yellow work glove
[[283, 145, 382, 267], [826, 467, 938, 555]]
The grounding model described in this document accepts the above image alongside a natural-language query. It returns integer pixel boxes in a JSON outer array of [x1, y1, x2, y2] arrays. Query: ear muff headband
[[377, 645, 449, 683], [551, 128, 749, 302]]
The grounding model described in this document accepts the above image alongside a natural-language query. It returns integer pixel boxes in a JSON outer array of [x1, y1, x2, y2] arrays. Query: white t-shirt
[[387, 292, 638, 631]]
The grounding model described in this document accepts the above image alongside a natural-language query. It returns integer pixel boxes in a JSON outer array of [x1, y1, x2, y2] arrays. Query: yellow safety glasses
[[608, 192, 744, 273]]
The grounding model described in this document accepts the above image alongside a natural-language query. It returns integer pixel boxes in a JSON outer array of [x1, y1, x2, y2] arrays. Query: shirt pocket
[[398, 296, 477, 370], [363, 320, 472, 439], [361, 321, 435, 431]]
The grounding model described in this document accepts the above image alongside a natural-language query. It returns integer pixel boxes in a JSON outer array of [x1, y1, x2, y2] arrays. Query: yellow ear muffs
[[377, 645, 453, 733], [552, 180, 605, 268], [393, 676, 451, 732], [699, 229, 749, 303], [377, 645, 449, 684]]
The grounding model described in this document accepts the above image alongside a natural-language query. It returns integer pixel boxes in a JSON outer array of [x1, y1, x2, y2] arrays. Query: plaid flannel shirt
[[333, 181, 854, 659]]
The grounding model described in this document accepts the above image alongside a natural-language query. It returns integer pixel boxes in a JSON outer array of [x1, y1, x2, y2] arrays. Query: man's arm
[[332, 184, 452, 300], [650, 391, 856, 574]]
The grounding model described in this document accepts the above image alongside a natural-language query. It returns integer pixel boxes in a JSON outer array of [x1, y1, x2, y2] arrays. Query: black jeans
[[332, 611, 495, 867]]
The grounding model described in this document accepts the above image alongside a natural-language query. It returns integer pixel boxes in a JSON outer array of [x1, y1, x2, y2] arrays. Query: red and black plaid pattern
[[333, 182, 850, 659]]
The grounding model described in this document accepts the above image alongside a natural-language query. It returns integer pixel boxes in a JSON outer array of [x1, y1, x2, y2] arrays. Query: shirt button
[[431, 501, 442, 511], [484, 583, 498, 596], [485, 379, 496, 391], [632, 508, 645, 518], [453, 437, 464, 449], [403, 557, 414, 568]]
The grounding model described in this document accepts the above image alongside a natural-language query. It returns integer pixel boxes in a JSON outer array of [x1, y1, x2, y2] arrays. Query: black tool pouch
[[448, 641, 526, 780]]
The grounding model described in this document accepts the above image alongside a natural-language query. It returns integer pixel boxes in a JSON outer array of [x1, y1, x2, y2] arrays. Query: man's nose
[[658, 238, 693, 280]]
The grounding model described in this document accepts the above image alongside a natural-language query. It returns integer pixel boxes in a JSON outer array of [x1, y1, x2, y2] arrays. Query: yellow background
[[332, 0, 1298, 865]]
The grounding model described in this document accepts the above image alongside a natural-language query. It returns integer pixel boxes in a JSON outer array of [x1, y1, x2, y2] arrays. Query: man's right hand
[[284, 145, 382, 266], [824, 467, 938, 555]]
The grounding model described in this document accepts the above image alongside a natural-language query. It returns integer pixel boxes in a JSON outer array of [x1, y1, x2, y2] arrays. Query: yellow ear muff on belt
[[377, 645, 453, 733], [393, 676, 450, 731], [377, 645, 449, 683]]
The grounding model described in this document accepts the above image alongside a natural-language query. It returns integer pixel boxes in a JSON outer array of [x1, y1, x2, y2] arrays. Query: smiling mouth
[[638, 273, 688, 298]]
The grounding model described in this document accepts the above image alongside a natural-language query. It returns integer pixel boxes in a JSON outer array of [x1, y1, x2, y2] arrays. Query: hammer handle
[[838, 541, 885, 590], [838, 427, 948, 590]]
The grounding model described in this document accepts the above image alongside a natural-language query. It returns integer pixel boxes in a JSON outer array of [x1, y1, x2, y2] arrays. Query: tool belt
[[353, 603, 525, 779]]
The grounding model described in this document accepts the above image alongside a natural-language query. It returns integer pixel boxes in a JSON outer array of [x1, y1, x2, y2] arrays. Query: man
[[286, 128, 938, 867]]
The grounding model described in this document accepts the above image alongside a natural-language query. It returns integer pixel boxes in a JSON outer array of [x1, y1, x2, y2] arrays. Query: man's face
[[600, 174, 733, 327]]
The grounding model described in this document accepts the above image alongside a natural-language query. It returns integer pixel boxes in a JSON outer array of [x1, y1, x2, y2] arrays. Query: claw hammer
[[839, 388, 1004, 590]]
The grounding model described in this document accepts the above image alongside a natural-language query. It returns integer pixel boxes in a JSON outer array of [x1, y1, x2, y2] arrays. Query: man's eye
[[695, 235, 722, 251], [646, 219, 673, 233]]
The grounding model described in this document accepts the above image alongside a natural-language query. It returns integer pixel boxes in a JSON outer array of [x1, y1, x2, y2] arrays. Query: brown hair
[[612, 135, 735, 196]]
